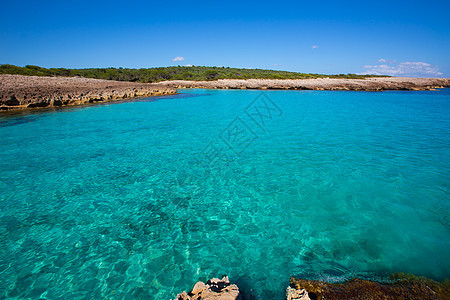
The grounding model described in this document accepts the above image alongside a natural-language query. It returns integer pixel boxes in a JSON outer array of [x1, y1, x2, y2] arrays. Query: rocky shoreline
[[175, 274, 450, 300], [1, 75, 449, 112], [0, 75, 177, 111], [159, 77, 450, 91]]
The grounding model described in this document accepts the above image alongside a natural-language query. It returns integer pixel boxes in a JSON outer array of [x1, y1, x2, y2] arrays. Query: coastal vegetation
[[0, 64, 386, 83]]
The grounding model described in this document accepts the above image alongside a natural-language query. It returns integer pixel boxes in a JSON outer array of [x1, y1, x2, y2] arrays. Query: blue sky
[[1, 0, 449, 77]]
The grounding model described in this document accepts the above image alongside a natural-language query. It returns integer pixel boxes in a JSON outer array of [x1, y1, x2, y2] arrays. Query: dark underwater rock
[[290, 273, 450, 300]]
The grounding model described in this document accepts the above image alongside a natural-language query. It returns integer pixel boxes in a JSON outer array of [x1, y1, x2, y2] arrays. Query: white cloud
[[312, 45, 319, 49], [184, 64, 193, 67], [360, 61, 443, 77], [377, 58, 396, 64], [172, 56, 185, 62]]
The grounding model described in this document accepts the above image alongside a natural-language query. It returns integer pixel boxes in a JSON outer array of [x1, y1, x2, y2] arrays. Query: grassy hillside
[[0, 64, 386, 83]]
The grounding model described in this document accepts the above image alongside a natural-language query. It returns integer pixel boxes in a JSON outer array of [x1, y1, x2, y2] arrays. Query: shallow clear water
[[0, 88, 449, 299]]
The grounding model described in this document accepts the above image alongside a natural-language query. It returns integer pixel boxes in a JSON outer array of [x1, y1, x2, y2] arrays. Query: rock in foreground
[[290, 273, 450, 300], [286, 286, 311, 300], [176, 276, 242, 300]]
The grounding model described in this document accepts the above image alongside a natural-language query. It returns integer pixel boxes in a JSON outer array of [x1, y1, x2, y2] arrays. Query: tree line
[[0, 64, 386, 82]]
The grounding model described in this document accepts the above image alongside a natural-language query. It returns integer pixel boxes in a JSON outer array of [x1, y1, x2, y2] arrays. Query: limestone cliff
[[0, 75, 177, 111]]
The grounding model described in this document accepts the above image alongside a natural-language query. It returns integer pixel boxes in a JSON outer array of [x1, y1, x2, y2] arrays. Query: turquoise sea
[[0, 88, 449, 299]]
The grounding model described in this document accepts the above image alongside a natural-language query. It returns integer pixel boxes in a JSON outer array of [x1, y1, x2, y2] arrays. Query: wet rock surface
[[0, 75, 177, 111], [158, 77, 450, 91], [175, 276, 242, 300], [290, 273, 450, 300]]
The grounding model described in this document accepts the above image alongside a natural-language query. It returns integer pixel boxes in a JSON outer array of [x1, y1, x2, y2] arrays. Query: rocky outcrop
[[286, 286, 310, 300], [158, 77, 450, 91], [289, 273, 450, 300], [0, 75, 177, 111], [175, 276, 242, 300]]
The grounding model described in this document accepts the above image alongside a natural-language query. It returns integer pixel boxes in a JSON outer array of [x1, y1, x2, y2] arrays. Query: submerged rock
[[175, 276, 242, 300], [290, 273, 450, 300]]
